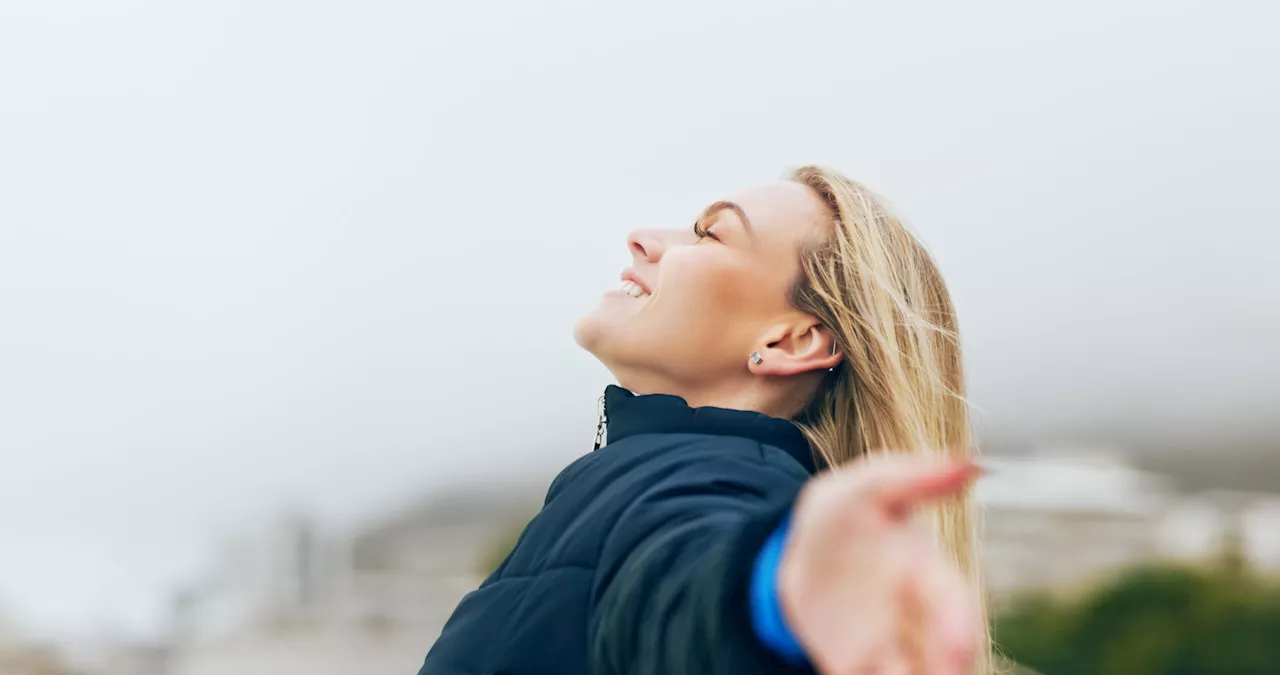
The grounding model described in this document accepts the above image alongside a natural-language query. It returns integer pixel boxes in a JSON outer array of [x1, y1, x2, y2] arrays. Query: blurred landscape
[[2, 1, 1278, 674], [4, 449, 1278, 674]]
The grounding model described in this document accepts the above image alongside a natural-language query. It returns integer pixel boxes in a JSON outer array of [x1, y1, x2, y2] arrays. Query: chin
[[572, 312, 604, 354], [574, 311, 637, 369]]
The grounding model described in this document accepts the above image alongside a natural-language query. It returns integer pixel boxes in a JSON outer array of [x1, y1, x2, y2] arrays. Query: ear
[[749, 318, 842, 377]]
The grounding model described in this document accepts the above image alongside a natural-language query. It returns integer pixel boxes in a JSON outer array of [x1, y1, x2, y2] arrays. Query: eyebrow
[[697, 200, 754, 235]]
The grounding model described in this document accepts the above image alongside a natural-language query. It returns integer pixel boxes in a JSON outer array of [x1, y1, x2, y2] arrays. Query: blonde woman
[[418, 167, 988, 675]]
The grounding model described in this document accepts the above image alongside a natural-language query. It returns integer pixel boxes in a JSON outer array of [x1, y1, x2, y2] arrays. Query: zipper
[[593, 393, 607, 450]]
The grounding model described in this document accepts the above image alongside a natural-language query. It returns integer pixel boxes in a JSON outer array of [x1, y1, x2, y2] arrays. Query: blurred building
[[976, 451, 1176, 601], [165, 486, 540, 675], [1156, 489, 1280, 572], [157, 452, 1280, 673], [977, 451, 1280, 603], [76, 642, 168, 675]]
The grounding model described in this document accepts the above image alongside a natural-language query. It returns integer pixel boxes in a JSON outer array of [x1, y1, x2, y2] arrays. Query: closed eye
[[692, 221, 720, 241]]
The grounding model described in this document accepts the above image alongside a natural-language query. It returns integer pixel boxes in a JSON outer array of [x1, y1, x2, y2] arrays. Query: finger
[[895, 536, 930, 675], [915, 558, 981, 675], [863, 459, 983, 517]]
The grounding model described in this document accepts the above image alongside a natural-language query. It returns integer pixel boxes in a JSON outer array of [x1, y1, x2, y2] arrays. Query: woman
[[418, 166, 988, 675]]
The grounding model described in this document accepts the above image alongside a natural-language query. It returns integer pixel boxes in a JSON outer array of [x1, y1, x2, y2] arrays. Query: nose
[[626, 228, 667, 264]]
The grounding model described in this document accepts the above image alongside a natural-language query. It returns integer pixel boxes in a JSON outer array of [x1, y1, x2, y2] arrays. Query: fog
[[1, 0, 1276, 641]]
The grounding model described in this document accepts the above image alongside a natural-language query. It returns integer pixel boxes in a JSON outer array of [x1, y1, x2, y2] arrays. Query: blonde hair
[[788, 166, 991, 673]]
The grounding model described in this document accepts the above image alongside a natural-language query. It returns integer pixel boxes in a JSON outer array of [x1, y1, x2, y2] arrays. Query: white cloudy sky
[[1, 0, 1277, 642]]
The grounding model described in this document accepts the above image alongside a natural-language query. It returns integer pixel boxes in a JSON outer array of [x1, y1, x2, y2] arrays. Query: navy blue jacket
[[418, 386, 819, 675]]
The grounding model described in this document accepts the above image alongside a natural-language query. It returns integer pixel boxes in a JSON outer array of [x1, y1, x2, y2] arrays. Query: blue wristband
[[749, 516, 807, 666]]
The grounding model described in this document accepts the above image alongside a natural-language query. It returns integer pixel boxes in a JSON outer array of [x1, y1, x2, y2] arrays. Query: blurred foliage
[[477, 517, 531, 578], [996, 560, 1280, 675]]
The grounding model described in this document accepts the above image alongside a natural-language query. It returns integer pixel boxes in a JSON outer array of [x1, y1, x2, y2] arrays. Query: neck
[[598, 383, 818, 472], [611, 369, 819, 419]]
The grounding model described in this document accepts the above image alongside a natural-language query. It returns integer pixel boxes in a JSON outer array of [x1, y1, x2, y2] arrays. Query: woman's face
[[575, 180, 833, 400]]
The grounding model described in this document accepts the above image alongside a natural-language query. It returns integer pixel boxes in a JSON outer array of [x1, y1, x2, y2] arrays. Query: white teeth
[[618, 280, 651, 298]]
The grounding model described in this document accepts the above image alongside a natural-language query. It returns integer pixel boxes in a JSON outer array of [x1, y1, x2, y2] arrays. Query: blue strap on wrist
[[749, 515, 808, 666]]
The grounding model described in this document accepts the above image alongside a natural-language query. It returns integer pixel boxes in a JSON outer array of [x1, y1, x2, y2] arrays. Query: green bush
[[995, 563, 1280, 675]]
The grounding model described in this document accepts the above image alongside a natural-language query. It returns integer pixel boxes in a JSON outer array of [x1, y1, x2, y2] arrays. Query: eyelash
[[693, 222, 719, 241]]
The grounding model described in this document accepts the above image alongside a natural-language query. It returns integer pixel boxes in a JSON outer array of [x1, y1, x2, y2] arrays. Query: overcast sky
[[1, 0, 1277, 642]]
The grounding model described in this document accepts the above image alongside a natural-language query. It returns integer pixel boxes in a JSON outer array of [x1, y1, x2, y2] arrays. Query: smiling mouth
[[618, 280, 651, 299]]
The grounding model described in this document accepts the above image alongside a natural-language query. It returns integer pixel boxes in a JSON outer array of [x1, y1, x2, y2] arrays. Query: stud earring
[[749, 351, 763, 365]]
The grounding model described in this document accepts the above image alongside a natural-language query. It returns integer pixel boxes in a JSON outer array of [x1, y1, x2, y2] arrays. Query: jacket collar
[[601, 385, 816, 473]]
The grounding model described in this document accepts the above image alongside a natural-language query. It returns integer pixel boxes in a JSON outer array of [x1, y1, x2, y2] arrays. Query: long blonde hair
[[788, 166, 990, 673]]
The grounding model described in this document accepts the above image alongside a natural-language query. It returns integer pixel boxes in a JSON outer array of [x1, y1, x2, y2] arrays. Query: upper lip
[[620, 270, 652, 295]]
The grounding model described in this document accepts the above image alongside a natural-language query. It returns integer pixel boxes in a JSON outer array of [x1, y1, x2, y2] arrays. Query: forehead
[[721, 180, 831, 246]]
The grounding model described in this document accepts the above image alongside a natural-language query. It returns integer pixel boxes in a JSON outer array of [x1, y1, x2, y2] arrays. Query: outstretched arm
[[589, 451, 984, 675]]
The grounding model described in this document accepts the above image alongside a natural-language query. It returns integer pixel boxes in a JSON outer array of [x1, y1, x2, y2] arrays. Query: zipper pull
[[593, 394, 607, 450]]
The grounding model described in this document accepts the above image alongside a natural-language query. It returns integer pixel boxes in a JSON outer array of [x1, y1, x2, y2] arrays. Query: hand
[[777, 456, 983, 675]]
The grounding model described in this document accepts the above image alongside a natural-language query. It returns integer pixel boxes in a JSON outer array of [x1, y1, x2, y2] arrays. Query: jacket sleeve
[[588, 446, 817, 675]]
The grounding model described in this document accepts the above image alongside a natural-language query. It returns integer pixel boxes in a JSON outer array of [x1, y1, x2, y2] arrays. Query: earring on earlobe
[[749, 351, 763, 365], [829, 342, 837, 372]]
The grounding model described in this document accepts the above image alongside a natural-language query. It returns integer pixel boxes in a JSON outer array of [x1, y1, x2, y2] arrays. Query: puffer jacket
[[417, 385, 819, 675]]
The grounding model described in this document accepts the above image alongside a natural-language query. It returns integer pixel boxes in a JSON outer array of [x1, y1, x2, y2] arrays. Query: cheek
[[655, 249, 758, 323]]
